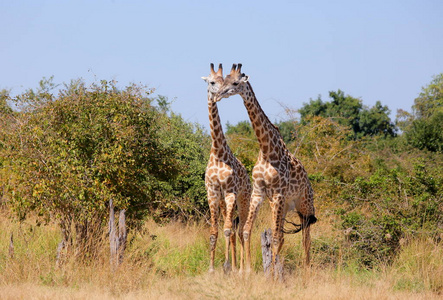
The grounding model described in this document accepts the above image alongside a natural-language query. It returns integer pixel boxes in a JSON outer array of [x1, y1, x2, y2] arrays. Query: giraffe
[[201, 63, 252, 273], [216, 64, 317, 277]]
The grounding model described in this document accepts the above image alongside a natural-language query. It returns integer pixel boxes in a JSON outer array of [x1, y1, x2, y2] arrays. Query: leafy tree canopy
[[398, 73, 443, 152], [299, 90, 396, 139], [413, 73, 443, 119]]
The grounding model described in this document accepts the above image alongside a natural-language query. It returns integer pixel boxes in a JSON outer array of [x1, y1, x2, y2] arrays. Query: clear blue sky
[[1, 0, 442, 131]]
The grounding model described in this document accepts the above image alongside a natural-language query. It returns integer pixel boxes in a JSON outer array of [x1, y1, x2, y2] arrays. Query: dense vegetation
[[0, 74, 442, 295], [0, 79, 209, 256]]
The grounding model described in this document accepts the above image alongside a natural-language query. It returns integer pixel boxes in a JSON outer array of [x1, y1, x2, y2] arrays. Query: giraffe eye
[[210, 81, 215, 85], [233, 82, 239, 86]]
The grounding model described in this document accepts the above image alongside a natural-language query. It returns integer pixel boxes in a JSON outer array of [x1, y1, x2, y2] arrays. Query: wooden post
[[109, 198, 118, 268], [261, 228, 284, 280], [109, 199, 127, 268], [261, 228, 272, 276], [56, 220, 71, 267], [117, 209, 127, 265], [56, 239, 65, 266]]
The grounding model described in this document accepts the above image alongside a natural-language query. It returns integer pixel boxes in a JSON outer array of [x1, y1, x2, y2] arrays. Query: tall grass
[[391, 237, 443, 293], [0, 210, 442, 299]]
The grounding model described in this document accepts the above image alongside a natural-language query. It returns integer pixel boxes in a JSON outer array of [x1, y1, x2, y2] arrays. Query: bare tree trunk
[[109, 198, 118, 268], [261, 228, 283, 280], [56, 239, 65, 265], [109, 199, 127, 269], [118, 209, 127, 265], [56, 220, 71, 266], [261, 228, 272, 276]]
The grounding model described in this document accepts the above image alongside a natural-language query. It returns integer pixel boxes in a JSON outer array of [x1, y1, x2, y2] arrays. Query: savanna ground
[[1, 205, 441, 300]]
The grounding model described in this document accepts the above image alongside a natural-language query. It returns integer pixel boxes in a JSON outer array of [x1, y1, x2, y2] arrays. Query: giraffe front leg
[[237, 193, 249, 274], [207, 189, 220, 273], [222, 193, 236, 273], [270, 194, 285, 281], [243, 190, 264, 274]]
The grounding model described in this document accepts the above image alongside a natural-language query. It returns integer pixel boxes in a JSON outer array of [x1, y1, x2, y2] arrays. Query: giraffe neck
[[240, 82, 284, 155], [208, 93, 229, 156]]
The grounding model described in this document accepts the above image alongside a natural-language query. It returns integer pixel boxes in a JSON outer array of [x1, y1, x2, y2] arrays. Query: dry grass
[[1, 269, 441, 300], [1, 210, 442, 299]]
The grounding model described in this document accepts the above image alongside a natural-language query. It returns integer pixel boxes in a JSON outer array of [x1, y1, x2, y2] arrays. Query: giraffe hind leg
[[298, 213, 317, 267], [235, 190, 249, 273], [270, 194, 285, 281]]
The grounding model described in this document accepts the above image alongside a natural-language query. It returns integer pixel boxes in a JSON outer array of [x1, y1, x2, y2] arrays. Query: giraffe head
[[215, 63, 250, 101], [201, 63, 224, 99]]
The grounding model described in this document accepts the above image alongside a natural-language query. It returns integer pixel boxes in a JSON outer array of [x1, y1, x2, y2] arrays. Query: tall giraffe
[[202, 63, 252, 273], [216, 64, 317, 276]]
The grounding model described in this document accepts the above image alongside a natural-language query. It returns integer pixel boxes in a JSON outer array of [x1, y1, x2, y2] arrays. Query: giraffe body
[[202, 64, 252, 273], [216, 64, 316, 277]]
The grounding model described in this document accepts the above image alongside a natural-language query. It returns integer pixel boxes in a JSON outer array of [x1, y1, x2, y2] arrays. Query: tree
[[406, 112, 443, 152], [413, 73, 443, 119], [2, 79, 181, 258], [0, 89, 13, 115], [401, 73, 443, 152], [0, 90, 14, 206], [226, 120, 254, 136], [299, 90, 396, 139], [359, 101, 396, 137]]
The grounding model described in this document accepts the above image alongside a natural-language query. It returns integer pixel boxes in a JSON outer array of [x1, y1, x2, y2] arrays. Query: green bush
[[0, 79, 209, 256]]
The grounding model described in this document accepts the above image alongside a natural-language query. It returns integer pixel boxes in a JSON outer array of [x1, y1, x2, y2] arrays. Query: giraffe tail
[[282, 215, 317, 234], [232, 215, 240, 231]]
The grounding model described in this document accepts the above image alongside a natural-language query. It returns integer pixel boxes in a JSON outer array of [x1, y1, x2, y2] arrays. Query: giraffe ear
[[241, 75, 250, 82], [201, 76, 209, 82]]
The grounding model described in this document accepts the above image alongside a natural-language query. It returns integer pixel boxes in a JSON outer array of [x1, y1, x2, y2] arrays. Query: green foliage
[[299, 89, 396, 139], [153, 107, 210, 222], [226, 120, 254, 136], [225, 119, 298, 171], [400, 73, 443, 152], [359, 101, 396, 137], [0, 90, 13, 116], [275, 120, 297, 145], [290, 114, 442, 267], [406, 112, 443, 152], [225, 121, 259, 173], [0, 90, 14, 204], [0, 79, 209, 255], [413, 73, 443, 119], [291, 115, 370, 184], [338, 157, 443, 266]]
